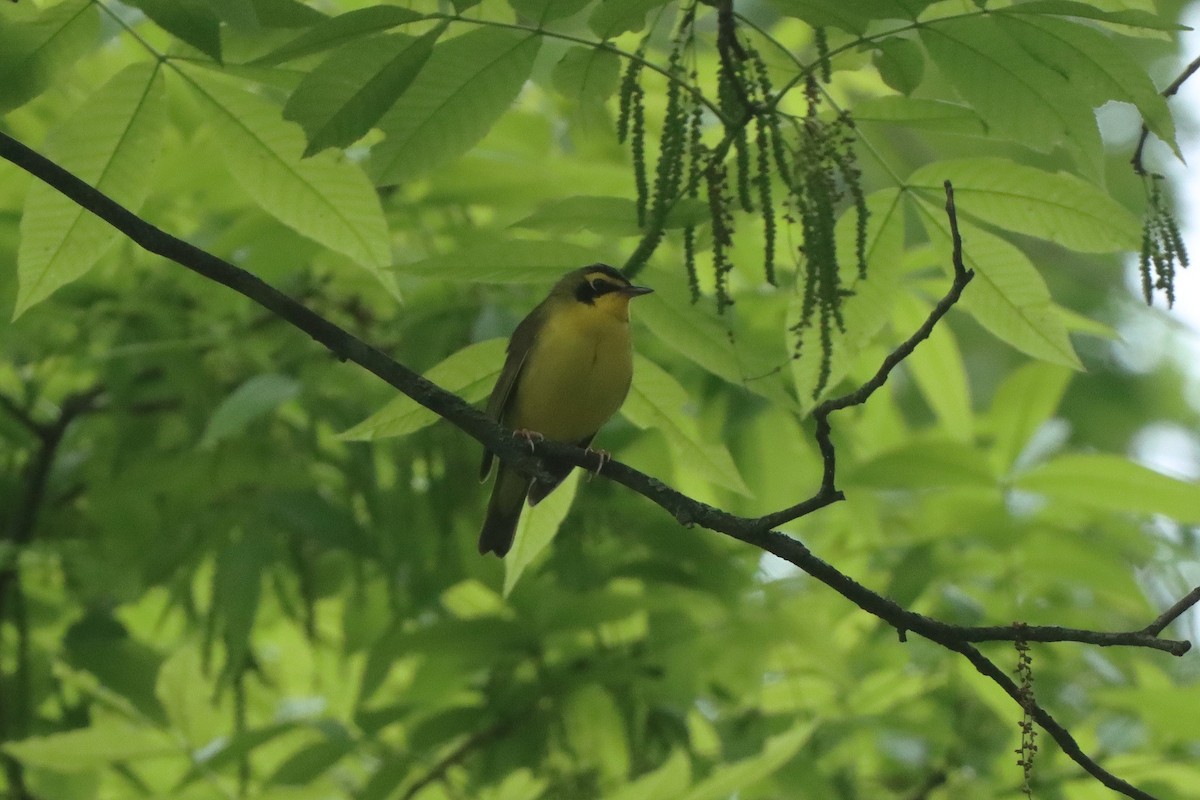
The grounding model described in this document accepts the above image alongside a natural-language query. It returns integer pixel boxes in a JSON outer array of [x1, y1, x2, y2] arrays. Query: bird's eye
[[590, 280, 603, 293]]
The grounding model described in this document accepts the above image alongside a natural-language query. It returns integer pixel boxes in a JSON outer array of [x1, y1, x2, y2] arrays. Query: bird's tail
[[478, 467, 529, 557]]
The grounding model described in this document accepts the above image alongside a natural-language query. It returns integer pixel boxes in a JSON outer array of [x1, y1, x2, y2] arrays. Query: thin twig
[[1143, 585, 1200, 636], [1131, 53, 1200, 175], [756, 181, 974, 530], [948, 641, 1156, 800]]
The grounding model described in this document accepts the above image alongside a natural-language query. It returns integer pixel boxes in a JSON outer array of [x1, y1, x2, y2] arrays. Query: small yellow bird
[[478, 264, 653, 557]]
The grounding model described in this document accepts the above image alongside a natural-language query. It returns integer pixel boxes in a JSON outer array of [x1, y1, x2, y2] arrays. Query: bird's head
[[554, 264, 653, 321]]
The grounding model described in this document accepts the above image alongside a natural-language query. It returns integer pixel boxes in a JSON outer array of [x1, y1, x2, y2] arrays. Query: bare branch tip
[[1143, 585, 1200, 637]]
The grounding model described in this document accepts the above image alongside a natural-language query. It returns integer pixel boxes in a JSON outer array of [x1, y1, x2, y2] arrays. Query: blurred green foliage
[[2, 1, 1199, 799]]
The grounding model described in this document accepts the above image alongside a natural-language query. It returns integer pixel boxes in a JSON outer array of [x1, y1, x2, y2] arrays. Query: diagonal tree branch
[[1143, 585, 1200, 636], [1, 130, 1188, 800], [948, 640, 1157, 800]]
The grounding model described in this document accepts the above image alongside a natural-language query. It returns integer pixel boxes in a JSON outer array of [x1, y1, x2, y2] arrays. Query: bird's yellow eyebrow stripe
[[584, 273, 625, 288]]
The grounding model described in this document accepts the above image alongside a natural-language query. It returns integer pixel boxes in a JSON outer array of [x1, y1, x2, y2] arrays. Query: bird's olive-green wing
[[479, 305, 543, 481]]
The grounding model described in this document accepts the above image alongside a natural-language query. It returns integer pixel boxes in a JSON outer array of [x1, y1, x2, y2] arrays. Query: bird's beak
[[621, 285, 654, 297]]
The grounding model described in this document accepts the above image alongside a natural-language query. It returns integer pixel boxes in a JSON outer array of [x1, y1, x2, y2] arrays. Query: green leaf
[[848, 439, 998, 489], [854, 96, 986, 135], [211, 533, 272, 681], [156, 646, 225, 749], [283, 27, 444, 157], [663, 198, 712, 229], [680, 723, 815, 800], [62, 614, 165, 725], [921, 16, 1104, 176], [1055, 304, 1117, 339], [563, 685, 630, 787], [552, 45, 621, 106], [188, 71, 392, 273], [512, 196, 640, 237], [370, 29, 541, 185], [603, 750, 691, 800], [176, 723, 299, 789], [123, 0, 222, 61], [891, 291, 973, 442], [201, 373, 300, 447], [993, 14, 1177, 155], [441, 579, 511, 619], [1015, 454, 1200, 522], [4, 725, 176, 770], [510, 0, 591, 25], [636, 271, 743, 388], [16, 63, 165, 317], [251, 5, 427, 65], [873, 37, 924, 95], [204, 0, 260, 29], [909, 158, 1142, 254], [917, 209, 1082, 369], [267, 735, 354, 785], [624, 355, 751, 495], [987, 362, 1072, 474], [588, 0, 672, 38], [503, 471, 580, 596], [340, 338, 507, 441], [0, 0, 100, 113], [397, 240, 598, 283], [769, 0, 931, 34], [997, 1, 1184, 32], [485, 770, 550, 800], [247, 0, 326, 28]]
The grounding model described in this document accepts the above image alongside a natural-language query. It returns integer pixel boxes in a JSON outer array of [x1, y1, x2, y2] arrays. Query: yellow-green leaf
[[16, 63, 164, 316], [602, 750, 691, 800], [283, 27, 443, 156], [987, 362, 1073, 474], [909, 158, 1141, 253], [892, 291, 973, 441], [0, 0, 100, 113], [371, 28, 541, 185], [917, 211, 1082, 369], [4, 725, 176, 770], [921, 16, 1104, 176], [503, 471, 580, 595], [624, 355, 751, 496], [562, 685, 630, 787], [339, 338, 506, 441], [187, 71, 391, 274], [680, 723, 815, 800], [200, 373, 300, 447], [1015, 454, 1200, 522], [251, 5, 427, 66], [397, 240, 598, 284]]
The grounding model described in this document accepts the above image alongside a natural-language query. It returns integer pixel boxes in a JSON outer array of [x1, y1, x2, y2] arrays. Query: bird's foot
[[512, 429, 545, 451], [585, 447, 611, 477]]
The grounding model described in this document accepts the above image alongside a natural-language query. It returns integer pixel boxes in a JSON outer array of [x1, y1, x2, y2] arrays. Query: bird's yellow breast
[[506, 301, 634, 443]]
